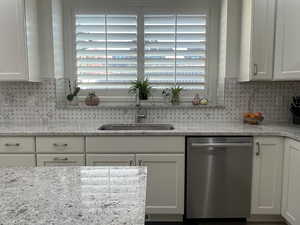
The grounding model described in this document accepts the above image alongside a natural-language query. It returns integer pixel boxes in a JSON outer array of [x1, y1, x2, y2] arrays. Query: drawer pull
[[256, 142, 261, 156], [253, 64, 258, 76], [53, 157, 68, 161], [5, 143, 20, 147], [53, 143, 68, 147]]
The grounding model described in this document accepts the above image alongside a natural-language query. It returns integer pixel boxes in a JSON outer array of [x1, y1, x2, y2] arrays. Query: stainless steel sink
[[99, 123, 175, 131]]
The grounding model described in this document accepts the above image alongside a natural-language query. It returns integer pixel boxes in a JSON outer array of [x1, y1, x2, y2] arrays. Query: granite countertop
[[0, 167, 147, 225], [0, 121, 299, 141]]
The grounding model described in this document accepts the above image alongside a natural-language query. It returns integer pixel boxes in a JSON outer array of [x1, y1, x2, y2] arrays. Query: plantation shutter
[[76, 14, 138, 90], [144, 14, 207, 90]]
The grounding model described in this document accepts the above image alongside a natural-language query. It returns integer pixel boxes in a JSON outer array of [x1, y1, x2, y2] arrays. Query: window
[[75, 13, 208, 93], [76, 14, 138, 90], [66, 0, 221, 103], [144, 14, 207, 90]]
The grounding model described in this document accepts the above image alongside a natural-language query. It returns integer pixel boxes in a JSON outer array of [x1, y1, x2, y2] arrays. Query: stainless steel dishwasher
[[186, 137, 253, 219]]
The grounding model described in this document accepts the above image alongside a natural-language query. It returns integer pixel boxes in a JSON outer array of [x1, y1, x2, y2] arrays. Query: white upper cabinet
[[0, 0, 40, 81], [273, 0, 300, 80], [240, 0, 276, 81]]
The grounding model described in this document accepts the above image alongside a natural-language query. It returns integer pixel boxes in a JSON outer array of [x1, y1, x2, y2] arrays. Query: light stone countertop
[[0, 166, 147, 225], [0, 121, 299, 140]]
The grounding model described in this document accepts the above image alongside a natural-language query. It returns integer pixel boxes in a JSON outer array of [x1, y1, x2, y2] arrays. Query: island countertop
[[0, 167, 147, 225]]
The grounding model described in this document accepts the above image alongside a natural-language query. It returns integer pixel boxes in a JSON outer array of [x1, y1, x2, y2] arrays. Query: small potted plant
[[171, 86, 183, 105], [129, 79, 152, 100], [85, 92, 100, 106]]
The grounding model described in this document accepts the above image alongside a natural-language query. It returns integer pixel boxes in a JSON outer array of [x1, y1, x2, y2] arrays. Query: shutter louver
[[144, 14, 207, 90], [76, 15, 138, 90]]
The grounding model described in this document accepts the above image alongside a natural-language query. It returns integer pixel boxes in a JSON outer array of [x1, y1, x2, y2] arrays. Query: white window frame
[[63, 0, 220, 104]]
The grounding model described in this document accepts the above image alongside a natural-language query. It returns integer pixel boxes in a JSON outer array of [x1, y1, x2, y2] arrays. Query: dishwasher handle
[[191, 143, 253, 148]]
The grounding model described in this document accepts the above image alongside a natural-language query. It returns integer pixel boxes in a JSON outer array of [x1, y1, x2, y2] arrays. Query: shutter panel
[[145, 15, 176, 89], [76, 15, 137, 90], [144, 14, 207, 90]]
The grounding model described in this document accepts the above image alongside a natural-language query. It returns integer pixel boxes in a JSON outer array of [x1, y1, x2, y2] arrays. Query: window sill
[[59, 98, 224, 109]]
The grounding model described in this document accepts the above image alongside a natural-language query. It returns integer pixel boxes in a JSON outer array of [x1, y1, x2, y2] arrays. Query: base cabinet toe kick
[[0, 135, 298, 223]]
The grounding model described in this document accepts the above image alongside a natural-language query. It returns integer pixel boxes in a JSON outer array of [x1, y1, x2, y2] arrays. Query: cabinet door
[[37, 154, 85, 166], [251, 137, 283, 215], [86, 154, 135, 166], [0, 154, 35, 167], [251, 0, 276, 80], [136, 154, 184, 215], [274, 0, 300, 80], [0, 0, 27, 80], [282, 139, 300, 225]]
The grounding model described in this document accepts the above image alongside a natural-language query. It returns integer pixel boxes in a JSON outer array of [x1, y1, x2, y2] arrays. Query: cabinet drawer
[[87, 154, 135, 166], [37, 154, 85, 167], [0, 154, 35, 167], [36, 137, 84, 153], [0, 137, 35, 153], [86, 136, 185, 153]]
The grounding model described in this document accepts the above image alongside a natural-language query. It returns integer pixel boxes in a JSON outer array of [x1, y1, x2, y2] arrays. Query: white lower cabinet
[[0, 154, 35, 167], [281, 139, 300, 225], [87, 153, 185, 215], [37, 154, 85, 166], [87, 154, 135, 166], [136, 154, 185, 215], [251, 137, 284, 215]]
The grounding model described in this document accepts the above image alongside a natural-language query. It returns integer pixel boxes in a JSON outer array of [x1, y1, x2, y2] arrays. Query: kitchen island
[[0, 167, 147, 225]]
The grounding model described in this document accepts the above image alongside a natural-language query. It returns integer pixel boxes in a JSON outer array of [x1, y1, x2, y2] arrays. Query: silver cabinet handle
[[138, 160, 143, 166], [53, 143, 68, 147], [5, 143, 20, 147], [254, 64, 258, 76], [129, 160, 134, 166], [53, 157, 68, 161], [256, 142, 260, 156], [191, 143, 252, 148]]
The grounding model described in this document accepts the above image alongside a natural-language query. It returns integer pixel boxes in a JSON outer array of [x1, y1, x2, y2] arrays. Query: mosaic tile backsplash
[[0, 78, 299, 123]]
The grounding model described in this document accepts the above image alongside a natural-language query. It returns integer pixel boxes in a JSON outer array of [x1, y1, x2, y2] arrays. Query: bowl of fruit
[[243, 112, 264, 125]]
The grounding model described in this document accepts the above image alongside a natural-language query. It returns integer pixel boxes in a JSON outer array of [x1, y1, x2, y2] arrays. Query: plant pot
[[67, 96, 79, 106], [139, 93, 148, 100], [293, 114, 300, 125], [171, 95, 180, 105], [85, 93, 100, 106]]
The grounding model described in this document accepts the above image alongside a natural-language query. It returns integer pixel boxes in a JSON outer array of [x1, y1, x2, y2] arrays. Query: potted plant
[[129, 79, 152, 100], [85, 92, 100, 106], [171, 86, 183, 105]]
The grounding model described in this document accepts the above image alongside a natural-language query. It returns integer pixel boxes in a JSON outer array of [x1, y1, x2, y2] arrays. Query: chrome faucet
[[135, 88, 146, 123]]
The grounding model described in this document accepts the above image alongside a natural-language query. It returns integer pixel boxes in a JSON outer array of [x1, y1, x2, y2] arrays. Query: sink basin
[[99, 124, 175, 131]]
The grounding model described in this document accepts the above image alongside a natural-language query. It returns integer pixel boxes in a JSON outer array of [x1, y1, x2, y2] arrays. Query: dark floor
[[146, 222, 286, 225]]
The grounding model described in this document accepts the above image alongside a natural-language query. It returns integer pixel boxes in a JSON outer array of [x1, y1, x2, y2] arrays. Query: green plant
[[171, 86, 183, 105], [129, 79, 152, 100]]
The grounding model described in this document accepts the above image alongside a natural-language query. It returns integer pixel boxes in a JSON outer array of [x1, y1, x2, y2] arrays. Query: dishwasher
[[186, 137, 253, 220]]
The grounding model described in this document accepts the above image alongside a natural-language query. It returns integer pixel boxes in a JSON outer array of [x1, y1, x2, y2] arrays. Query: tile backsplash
[[0, 78, 298, 123]]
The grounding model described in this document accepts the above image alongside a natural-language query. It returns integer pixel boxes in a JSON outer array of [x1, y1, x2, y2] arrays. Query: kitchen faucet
[[135, 88, 146, 123]]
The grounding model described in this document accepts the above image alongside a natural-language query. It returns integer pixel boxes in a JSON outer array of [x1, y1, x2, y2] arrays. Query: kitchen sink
[[98, 123, 175, 131]]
